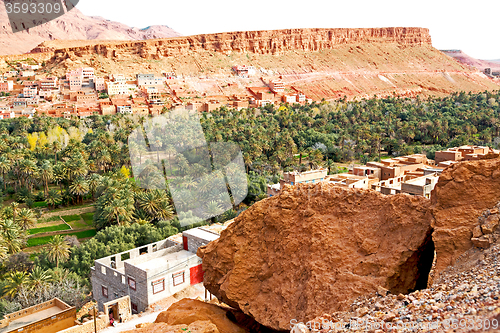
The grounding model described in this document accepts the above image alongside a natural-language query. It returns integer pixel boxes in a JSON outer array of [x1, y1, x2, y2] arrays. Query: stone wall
[[58, 315, 108, 333]]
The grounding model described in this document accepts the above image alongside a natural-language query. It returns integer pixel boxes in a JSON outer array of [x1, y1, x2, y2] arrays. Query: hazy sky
[[77, 0, 500, 60]]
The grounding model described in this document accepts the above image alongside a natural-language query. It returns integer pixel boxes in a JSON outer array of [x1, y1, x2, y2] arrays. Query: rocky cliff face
[[198, 183, 434, 331], [45, 27, 431, 60], [431, 156, 500, 276]]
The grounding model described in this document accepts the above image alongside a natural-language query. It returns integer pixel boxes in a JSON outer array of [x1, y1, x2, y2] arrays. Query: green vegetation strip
[[62, 214, 82, 222], [27, 229, 97, 247], [29, 224, 71, 235], [81, 212, 94, 224], [37, 216, 61, 224]]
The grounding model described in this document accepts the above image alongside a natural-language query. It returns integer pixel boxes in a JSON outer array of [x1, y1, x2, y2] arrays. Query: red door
[[190, 264, 204, 285], [183, 236, 188, 250]]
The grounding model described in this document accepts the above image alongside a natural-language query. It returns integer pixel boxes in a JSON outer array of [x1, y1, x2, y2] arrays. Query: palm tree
[[104, 199, 129, 226], [16, 208, 37, 231], [46, 235, 70, 268], [3, 271, 27, 299], [87, 173, 102, 200], [26, 266, 52, 291], [45, 189, 62, 209], [69, 177, 89, 204], [38, 160, 53, 197], [206, 200, 223, 224], [51, 141, 62, 163], [11, 202, 19, 225], [135, 190, 174, 221], [0, 236, 8, 261], [0, 155, 11, 190], [0, 219, 24, 253]]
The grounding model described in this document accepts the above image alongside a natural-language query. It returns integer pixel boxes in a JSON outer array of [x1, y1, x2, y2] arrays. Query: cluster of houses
[[0, 223, 229, 333], [0, 61, 314, 120], [0, 62, 179, 119], [267, 145, 499, 199]]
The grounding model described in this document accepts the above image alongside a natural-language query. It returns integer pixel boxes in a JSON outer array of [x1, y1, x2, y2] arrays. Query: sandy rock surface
[[199, 183, 434, 330]]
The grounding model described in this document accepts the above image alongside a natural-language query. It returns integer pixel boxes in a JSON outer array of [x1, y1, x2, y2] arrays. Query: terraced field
[[27, 211, 96, 248]]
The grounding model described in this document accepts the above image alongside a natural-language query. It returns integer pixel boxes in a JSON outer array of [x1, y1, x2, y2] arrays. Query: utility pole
[[92, 303, 97, 333]]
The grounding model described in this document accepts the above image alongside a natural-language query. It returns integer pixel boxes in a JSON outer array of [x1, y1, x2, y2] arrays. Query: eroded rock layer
[[431, 156, 500, 275], [198, 183, 434, 330], [43, 27, 432, 60]]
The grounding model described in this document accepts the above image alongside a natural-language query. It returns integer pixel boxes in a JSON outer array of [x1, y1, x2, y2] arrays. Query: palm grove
[[0, 90, 499, 316]]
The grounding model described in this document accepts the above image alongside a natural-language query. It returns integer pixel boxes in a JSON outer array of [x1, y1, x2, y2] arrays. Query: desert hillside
[[9, 27, 500, 100], [441, 49, 500, 71], [0, 0, 181, 55]]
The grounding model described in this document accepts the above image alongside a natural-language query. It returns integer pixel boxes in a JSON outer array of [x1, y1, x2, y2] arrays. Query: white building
[[106, 81, 134, 96]]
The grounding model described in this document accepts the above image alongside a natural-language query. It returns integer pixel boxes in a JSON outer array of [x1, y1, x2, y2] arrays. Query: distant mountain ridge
[[0, 0, 182, 55], [441, 49, 500, 71]]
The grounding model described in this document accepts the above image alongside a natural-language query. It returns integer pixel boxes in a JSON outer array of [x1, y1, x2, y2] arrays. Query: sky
[[77, 0, 500, 60]]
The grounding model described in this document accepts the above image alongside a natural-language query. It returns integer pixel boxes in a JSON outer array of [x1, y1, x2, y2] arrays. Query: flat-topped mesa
[[50, 27, 432, 60]]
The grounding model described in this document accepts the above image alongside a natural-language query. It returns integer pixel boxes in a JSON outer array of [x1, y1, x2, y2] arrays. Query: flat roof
[[133, 249, 194, 272], [404, 175, 438, 186], [0, 306, 65, 333], [183, 228, 219, 242]]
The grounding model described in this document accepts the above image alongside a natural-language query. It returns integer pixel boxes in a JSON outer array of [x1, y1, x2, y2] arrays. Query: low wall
[[58, 315, 108, 333], [4, 307, 76, 333], [4, 299, 56, 322]]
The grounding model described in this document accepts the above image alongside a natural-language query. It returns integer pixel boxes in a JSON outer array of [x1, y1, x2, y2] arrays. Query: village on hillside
[[0, 60, 313, 120]]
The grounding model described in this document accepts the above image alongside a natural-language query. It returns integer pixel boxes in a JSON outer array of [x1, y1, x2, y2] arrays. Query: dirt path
[[42, 206, 95, 218]]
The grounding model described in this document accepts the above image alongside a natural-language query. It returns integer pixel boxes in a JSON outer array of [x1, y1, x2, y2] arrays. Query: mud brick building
[[0, 298, 75, 333]]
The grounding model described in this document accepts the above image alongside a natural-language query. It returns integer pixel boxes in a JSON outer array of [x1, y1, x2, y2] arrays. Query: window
[[172, 272, 185, 287], [101, 266, 106, 275], [152, 279, 165, 294], [102, 286, 108, 298], [128, 277, 136, 290]]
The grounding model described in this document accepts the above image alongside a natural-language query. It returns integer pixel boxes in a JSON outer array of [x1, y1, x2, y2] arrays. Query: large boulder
[[198, 183, 434, 331], [124, 299, 250, 333], [431, 157, 500, 275]]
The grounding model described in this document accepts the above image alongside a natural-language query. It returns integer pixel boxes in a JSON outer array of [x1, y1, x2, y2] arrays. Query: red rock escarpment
[[48, 27, 432, 60], [198, 183, 434, 331]]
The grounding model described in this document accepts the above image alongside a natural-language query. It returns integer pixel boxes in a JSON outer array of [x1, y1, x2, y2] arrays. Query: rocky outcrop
[[154, 299, 248, 333], [45, 27, 431, 61], [431, 157, 500, 275], [198, 183, 434, 331], [124, 299, 249, 333]]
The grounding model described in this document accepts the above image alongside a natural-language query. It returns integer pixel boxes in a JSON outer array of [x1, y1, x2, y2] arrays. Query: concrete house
[[91, 227, 220, 315]]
